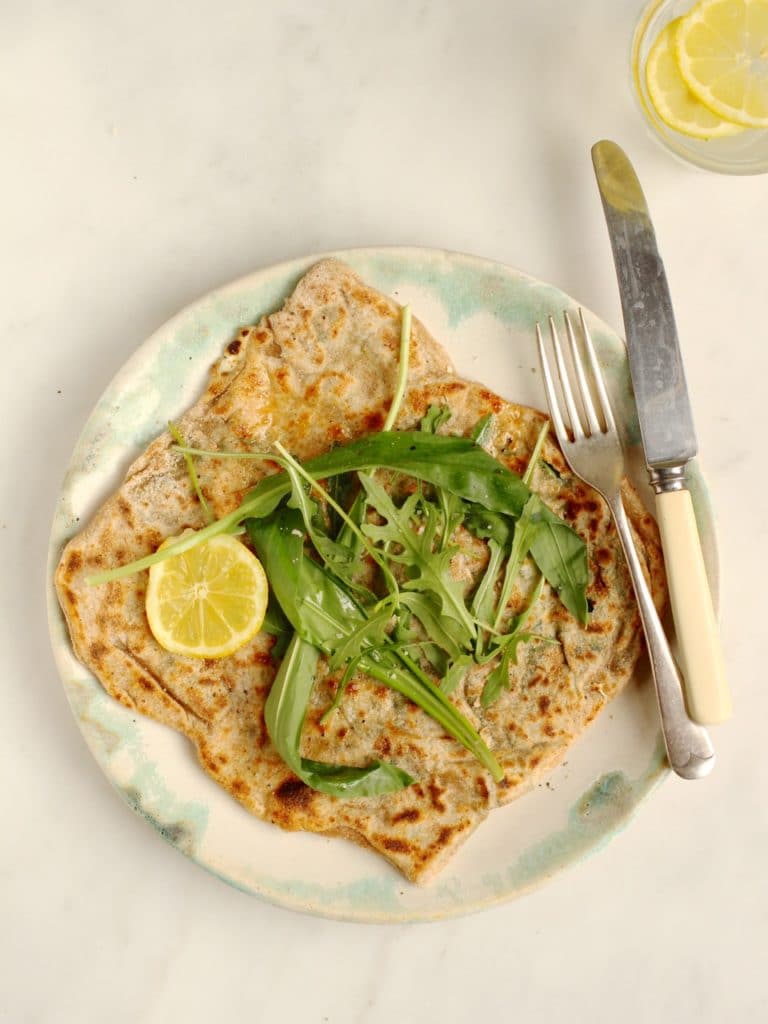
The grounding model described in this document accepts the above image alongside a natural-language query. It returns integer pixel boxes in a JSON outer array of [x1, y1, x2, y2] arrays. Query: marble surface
[[1, 0, 765, 1020]]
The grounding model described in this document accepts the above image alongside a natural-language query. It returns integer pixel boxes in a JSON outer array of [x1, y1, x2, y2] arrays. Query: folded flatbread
[[55, 259, 665, 882]]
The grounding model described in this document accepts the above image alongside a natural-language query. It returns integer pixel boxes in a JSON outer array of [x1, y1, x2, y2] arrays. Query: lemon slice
[[676, 0, 768, 128], [146, 533, 269, 658], [646, 18, 746, 137]]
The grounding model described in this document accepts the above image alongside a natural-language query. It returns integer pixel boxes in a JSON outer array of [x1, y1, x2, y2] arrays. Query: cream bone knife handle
[[653, 471, 731, 724], [609, 496, 713, 778]]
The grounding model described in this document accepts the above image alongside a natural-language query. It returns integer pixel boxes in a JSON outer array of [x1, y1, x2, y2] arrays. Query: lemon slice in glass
[[146, 533, 269, 658], [676, 0, 768, 128], [646, 17, 746, 137]]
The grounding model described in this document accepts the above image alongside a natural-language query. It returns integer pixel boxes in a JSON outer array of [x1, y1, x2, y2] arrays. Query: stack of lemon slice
[[645, 0, 768, 139]]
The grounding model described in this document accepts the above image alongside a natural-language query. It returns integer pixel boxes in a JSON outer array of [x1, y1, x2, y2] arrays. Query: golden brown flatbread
[[55, 259, 665, 882]]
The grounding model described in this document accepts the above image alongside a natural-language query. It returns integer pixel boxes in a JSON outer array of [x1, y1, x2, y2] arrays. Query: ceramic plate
[[47, 247, 718, 922]]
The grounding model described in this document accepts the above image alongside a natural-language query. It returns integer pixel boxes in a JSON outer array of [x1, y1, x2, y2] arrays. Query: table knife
[[591, 139, 731, 725]]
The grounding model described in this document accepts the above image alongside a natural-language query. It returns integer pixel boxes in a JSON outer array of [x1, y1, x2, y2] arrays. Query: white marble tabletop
[[2, 0, 766, 1020]]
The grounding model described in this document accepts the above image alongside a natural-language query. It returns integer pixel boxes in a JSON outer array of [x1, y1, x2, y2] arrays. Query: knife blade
[[591, 139, 731, 725]]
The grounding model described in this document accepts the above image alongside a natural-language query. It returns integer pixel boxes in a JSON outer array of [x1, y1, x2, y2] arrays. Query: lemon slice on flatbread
[[146, 533, 268, 658]]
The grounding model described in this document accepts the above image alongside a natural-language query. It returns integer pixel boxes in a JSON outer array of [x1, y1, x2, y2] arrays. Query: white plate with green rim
[[46, 247, 718, 922]]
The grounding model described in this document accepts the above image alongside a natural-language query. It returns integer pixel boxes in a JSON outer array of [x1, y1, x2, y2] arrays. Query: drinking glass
[[632, 0, 768, 174]]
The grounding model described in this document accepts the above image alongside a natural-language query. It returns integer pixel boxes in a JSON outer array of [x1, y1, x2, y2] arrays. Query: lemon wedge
[[676, 0, 768, 128], [646, 18, 746, 137], [146, 533, 268, 658]]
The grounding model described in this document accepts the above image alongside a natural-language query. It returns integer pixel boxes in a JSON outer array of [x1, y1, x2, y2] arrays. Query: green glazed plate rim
[[46, 247, 718, 922]]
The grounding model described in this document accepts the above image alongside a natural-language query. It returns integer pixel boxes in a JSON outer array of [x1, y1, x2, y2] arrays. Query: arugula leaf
[[261, 596, 290, 637], [265, 633, 412, 797], [254, 432, 532, 521], [284, 467, 354, 574], [247, 509, 365, 653], [398, 592, 467, 663], [527, 497, 589, 625], [328, 604, 393, 672], [492, 495, 538, 631], [480, 576, 555, 706], [168, 422, 214, 524], [88, 432, 533, 584], [436, 488, 466, 552], [441, 655, 473, 696], [522, 421, 550, 486], [247, 508, 503, 781], [470, 413, 494, 446], [480, 632, 558, 707], [91, 427, 589, 631], [470, 537, 506, 658], [481, 640, 519, 708], [275, 441, 399, 602], [464, 504, 513, 656], [420, 404, 452, 434], [261, 596, 291, 657], [359, 474, 477, 643], [382, 306, 412, 431]]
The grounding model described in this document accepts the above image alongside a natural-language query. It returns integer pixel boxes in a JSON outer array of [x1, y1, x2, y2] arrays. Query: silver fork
[[536, 309, 714, 780]]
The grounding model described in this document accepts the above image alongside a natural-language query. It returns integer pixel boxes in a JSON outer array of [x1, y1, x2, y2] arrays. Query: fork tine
[[578, 308, 618, 433], [548, 315, 584, 440], [564, 311, 602, 435], [535, 323, 569, 446]]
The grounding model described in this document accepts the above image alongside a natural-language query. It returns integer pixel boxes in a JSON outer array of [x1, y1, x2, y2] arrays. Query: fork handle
[[609, 496, 715, 780], [655, 489, 731, 724]]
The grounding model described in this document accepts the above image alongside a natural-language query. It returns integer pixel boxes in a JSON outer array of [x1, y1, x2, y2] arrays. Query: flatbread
[[55, 259, 665, 882]]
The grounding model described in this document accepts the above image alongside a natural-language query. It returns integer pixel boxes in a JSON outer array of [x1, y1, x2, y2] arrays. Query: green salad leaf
[[420, 404, 452, 434], [382, 306, 412, 431], [81, 295, 597, 801], [470, 413, 494, 446], [168, 421, 214, 524], [88, 431, 538, 586], [247, 509, 504, 782], [359, 474, 477, 643], [265, 633, 413, 797], [526, 497, 589, 625]]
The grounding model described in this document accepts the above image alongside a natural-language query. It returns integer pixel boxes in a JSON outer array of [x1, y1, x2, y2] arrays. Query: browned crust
[[55, 259, 667, 883]]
